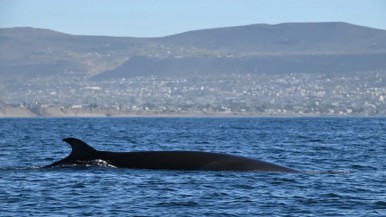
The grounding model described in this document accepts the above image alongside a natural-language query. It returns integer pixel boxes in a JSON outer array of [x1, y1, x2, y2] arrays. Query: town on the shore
[[1, 70, 386, 117]]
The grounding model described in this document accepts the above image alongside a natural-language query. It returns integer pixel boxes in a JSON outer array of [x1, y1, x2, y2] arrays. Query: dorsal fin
[[62, 137, 98, 160], [43, 137, 99, 168]]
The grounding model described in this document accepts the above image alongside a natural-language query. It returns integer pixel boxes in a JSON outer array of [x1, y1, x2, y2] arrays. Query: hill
[[0, 27, 152, 81], [1, 22, 386, 82], [159, 22, 386, 55]]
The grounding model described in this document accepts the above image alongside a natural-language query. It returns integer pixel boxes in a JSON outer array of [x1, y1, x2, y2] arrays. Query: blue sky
[[1, 0, 385, 37]]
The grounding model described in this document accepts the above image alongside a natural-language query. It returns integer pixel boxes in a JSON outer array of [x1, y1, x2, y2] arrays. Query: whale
[[44, 137, 299, 173]]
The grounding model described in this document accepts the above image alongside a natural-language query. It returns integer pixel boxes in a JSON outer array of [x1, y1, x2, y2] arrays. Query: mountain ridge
[[1, 22, 386, 82]]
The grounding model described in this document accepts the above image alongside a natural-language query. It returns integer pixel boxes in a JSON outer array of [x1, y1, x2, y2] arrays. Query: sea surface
[[0, 117, 385, 216]]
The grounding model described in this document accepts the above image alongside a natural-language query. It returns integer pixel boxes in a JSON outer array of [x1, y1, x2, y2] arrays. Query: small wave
[[91, 159, 117, 168], [44, 159, 117, 169], [0, 166, 42, 171], [374, 201, 386, 209], [155, 201, 199, 207], [303, 170, 353, 175]]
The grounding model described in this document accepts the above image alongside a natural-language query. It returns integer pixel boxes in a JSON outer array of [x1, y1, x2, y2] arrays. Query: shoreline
[[0, 105, 381, 118], [0, 111, 379, 119]]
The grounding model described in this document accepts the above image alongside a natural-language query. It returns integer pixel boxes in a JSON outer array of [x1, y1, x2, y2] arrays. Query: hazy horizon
[[1, 0, 385, 37]]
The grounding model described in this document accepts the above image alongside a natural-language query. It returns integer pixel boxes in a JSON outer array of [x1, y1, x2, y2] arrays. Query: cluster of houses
[[2, 70, 386, 116]]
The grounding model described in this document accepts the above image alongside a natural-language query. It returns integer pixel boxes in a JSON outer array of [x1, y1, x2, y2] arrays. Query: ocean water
[[0, 117, 385, 216]]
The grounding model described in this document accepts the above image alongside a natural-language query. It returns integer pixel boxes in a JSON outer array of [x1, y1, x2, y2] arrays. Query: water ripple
[[1, 117, 386, 216]]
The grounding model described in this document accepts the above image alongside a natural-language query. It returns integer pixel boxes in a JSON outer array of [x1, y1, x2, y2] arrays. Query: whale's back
[[45, 138, 299, 173]]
